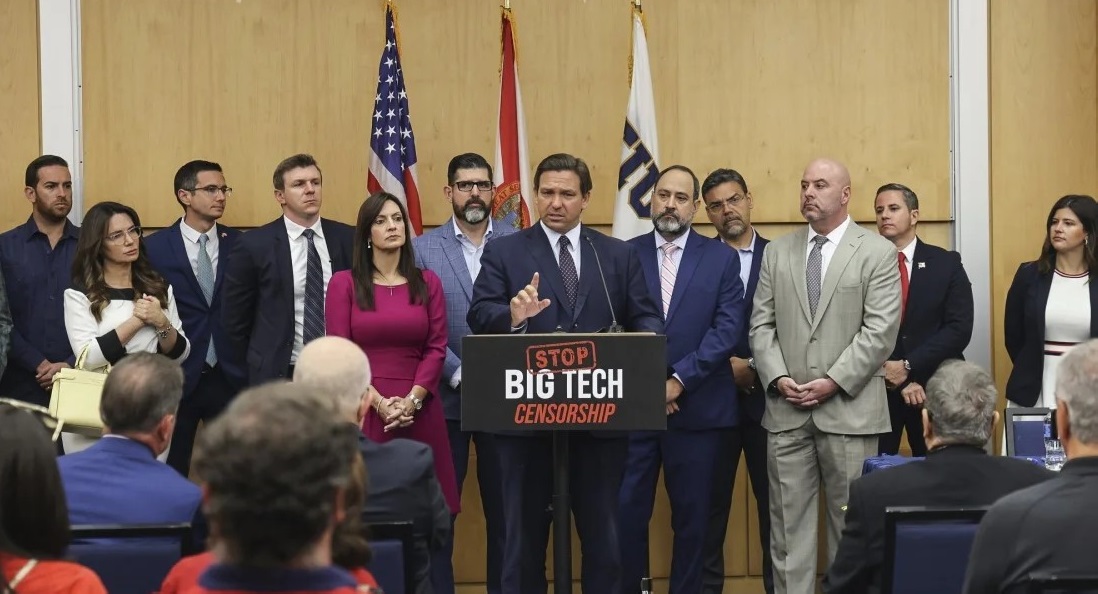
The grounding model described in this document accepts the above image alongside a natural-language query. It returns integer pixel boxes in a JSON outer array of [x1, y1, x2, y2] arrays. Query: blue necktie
[[196, 234, 217, 366], [302, 229, 325, 344], [558, 235, 578, 309]]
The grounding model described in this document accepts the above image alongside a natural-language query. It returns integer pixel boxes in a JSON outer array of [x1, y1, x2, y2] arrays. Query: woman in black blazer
[[1004, 194, 1098, 408]]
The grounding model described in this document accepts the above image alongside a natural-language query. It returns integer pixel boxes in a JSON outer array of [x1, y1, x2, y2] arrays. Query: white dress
[[1038, 270, 1091, 409]]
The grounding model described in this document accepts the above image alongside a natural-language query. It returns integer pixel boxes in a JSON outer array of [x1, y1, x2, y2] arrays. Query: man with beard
[[413, 152, 513, 594], [0, 155, 77, 407], [749, 158, 900, 594], [699, 168, 774, 594], [618, 165, 743, 594]]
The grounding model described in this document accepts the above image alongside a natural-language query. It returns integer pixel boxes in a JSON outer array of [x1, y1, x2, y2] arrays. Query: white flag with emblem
[[613, 4, 660, 240]]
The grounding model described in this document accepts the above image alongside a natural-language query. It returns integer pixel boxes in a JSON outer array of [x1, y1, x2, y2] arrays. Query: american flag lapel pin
[[918, 262, 926, 269]]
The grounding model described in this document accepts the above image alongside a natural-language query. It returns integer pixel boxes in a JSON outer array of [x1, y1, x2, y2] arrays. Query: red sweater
[[0, 554, 107, 594]]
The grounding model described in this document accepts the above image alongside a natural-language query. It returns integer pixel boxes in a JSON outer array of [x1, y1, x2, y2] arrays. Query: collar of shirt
[[807, 215, 852, 248], [179, 220, 218, 245], [540, 221, 583, 253], [451, 216, 494, 242], [283, 216, 325, 241], [739, 228, 757, 254], [18, 216, 79, 243], [654, 228, 690, 253], [899, 236, 918, 263]]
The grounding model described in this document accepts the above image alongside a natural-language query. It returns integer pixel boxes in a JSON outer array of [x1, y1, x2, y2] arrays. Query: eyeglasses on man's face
[[453, 180, 493, 193], [0, 398, 64, 442], [704, 194, 747, 213], [186, 185, 233, 198], [104, 226, 143, 244]]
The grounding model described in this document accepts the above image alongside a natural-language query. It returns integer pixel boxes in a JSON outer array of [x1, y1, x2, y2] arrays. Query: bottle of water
[[1044, 412, 1065, 471]]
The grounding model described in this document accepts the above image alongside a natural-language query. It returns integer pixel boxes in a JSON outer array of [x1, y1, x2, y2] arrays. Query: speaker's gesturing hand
[[510, 272, 551, 327]]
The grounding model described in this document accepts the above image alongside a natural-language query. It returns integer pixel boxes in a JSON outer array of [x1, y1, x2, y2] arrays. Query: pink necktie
[[660, 243, 679, 317]]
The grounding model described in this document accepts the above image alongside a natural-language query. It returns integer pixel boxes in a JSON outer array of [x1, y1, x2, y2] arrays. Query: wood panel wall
[[1, 0, 41, 232]]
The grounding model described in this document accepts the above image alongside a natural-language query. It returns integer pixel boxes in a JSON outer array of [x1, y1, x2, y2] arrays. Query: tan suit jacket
[[749, 222, 901, 435]]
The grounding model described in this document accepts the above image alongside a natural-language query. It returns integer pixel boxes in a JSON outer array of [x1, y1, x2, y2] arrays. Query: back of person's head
[[101, 353, 184, 435], [293, 337, 372, 422], [1055, 339, 1098, 450], [192, 382, 358, 568], [924, 360, 997, 446], [0, 405, 70, 562]]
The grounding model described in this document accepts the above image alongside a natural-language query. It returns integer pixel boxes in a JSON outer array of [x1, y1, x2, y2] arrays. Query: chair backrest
[[1005, 407, 1051, 457], [1022, 574, 1098, 593], [882, 507, 987, 594], [364, 520, 414, 594], [68, 523, 195, 594]]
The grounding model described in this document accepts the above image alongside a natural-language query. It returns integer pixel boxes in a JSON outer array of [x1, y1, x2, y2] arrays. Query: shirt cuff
[[510, 321, 528, 333], [449, 367, 462, 389], [96, 331, 127, 365]]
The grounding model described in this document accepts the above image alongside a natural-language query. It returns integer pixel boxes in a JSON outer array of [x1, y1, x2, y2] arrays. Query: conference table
[[861, 454, 1046, 475]]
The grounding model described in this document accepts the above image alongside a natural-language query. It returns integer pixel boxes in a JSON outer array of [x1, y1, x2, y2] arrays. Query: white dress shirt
[[540, 221, 583, 279], [898, 236, 917, 279], [736, 229, 757, 296], [179, 221, 220, 277], [453, 217, 494, 285], [283, 216, 333, 363], [654, 229, 690, 276], [806, 216, 853, 280]]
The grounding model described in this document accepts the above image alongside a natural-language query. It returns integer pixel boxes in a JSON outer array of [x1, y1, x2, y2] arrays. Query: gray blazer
[[749, 222, 901, 435]]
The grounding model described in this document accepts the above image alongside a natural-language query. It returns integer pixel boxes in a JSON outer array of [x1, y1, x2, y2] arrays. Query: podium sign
[[461, 333, 667, 432]]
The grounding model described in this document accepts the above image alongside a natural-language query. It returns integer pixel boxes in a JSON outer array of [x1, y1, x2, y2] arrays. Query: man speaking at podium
[[469, 153, 663, 594]]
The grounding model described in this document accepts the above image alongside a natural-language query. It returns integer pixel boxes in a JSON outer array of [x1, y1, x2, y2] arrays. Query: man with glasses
[[0, 155, 75, 409], [413, 152, 513, 594], [699, 168, 774, 594], [146, 160, 244, 476]]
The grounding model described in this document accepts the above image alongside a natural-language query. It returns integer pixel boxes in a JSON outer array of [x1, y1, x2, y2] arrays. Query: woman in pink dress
[[325, 192, 460, 514]]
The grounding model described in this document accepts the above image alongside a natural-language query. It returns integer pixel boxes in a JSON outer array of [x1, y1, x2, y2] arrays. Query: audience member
[[0, 155, 77, 409], [146, 159, 244, 476], [749, 158, 901, 594], [964, 339, 1098, 594], [187, 382, 361, 594], [824, 360, 1052, 594], [57, 353, 203, 531], [221, 153, 354, 386], [0, 403, 106, 593]]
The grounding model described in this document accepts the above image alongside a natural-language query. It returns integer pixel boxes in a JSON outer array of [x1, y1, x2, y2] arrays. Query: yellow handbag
[[48, 345, 110, 437]]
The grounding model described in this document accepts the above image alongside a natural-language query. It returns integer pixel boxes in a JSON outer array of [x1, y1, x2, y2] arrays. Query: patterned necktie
[[898, 251, 910, 319], [558, 235, 578, 309], [807, 235, 828, 317], [196, 234, 217, 366], [660, 243, 679, 317], [302, 229, 325, 344]]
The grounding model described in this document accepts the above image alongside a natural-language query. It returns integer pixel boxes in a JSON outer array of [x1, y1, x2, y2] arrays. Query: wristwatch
[[408, 394, 423, 410], [748, 357, 757, 370], [903, 359, 911, 371], [154, 324, 172, 339]]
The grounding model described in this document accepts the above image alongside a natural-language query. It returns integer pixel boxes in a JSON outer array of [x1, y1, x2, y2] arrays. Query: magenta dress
[[325, 268, 460, 514]]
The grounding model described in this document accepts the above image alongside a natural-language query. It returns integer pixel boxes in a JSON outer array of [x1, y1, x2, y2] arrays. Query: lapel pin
[[917, 262, 926, 269]]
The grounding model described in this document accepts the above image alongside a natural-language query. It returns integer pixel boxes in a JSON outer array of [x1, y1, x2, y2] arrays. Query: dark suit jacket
[[891, 239, 974, 386], [57, 437, 204, 527], [359, 435, 450, 594], [823, 445, 1054, 594], [145, 221, 245, 391], [963, 456, 1098, 594], [629, 230, 743, 430], [729, 232, 769, 423], [468, 223, 663, 336], [1004, 261, 1098, 406], [221, 217, 354, 386]]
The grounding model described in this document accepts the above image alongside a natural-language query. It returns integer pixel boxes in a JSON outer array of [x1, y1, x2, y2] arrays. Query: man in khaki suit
[[749, 158, 901, 594]]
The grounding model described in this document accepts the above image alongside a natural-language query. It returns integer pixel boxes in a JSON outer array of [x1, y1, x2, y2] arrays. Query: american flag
[[366, 3, 423, 235]]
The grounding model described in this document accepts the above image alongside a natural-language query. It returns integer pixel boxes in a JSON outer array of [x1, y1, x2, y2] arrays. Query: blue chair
[[1022, 574, 1098, 593], [68, 523, 195, 594], [364, 520, 414, 594], [1005, 407, 1052, 457], [881, 507, 987, 594]]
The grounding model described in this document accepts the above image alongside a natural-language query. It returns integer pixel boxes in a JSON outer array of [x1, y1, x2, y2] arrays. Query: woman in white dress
[[1005, 194, 1098, 414], [62, 202, 190, 452]]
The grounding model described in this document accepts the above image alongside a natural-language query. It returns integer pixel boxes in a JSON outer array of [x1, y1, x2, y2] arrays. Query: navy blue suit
[[220, 217, 354, 386], [145, 221, 244, 475], [879, 239, 973, 456], [703, 231, 774, 594], [413, 219, 512, 594], [618, 230, 743, 594], [468, 223, 663, 594]]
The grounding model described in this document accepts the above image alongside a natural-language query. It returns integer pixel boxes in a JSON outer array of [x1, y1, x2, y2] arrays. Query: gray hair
[[924, 360, 997, 446], [1055, 339, 1098, 444], [100, 353, 184, 434], [293, 337, 372, 420]]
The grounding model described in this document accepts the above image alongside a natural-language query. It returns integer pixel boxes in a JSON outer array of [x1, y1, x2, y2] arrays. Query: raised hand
[[510, 272, 551, 327]]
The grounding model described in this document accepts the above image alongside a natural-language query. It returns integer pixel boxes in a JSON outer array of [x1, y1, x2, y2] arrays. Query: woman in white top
[[62, 202, 189, 452], [1005, 195, 1098, 412]]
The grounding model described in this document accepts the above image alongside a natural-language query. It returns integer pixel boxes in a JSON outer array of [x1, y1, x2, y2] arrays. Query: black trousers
[[702, 419, 774, 594], [878, 388, 928, 456], [167, 364, 237, 476]]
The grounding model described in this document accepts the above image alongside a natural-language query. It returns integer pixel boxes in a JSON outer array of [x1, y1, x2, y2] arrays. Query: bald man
[[295, 337, 450, 594], [749, 159, 901, 594]]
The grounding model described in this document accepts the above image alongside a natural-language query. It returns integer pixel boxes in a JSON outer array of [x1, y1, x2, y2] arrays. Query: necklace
[[374, 271, 402, 296]]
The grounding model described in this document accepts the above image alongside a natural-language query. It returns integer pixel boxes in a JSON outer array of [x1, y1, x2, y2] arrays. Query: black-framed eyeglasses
[[453, 180, 493, 193], [0, 398, 64, 442], [186, 185, 233, 197], [105, 226, 143, 244], [704, 194, 747, 213]]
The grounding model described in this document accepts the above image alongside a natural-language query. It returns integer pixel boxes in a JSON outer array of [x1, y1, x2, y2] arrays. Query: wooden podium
[[462, 332, 666, 594]]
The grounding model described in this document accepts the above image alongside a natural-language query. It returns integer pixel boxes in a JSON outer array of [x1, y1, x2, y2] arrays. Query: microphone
[[584, 232, 623, 333]]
